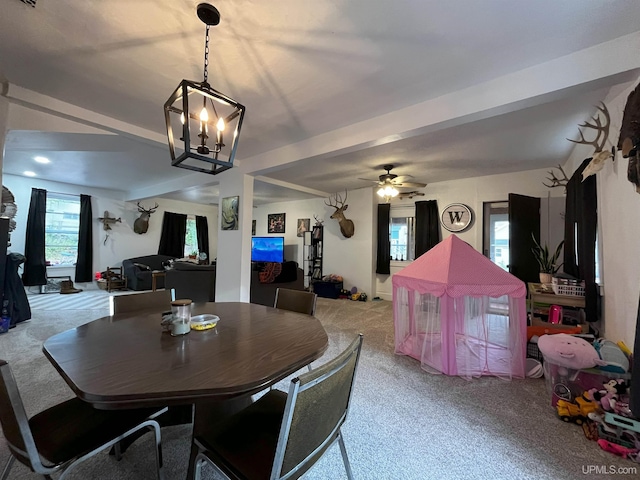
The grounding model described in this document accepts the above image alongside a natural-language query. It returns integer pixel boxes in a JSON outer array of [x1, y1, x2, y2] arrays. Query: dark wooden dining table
[[42, 301, 329, 478]]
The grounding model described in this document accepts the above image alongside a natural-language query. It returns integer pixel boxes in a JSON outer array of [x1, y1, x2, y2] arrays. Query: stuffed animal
[[537, 334, 605, 371], [586, 379, 630, 411]]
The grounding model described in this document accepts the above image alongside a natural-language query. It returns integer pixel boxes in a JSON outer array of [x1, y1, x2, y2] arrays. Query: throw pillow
[[259, 263, 283, 283]]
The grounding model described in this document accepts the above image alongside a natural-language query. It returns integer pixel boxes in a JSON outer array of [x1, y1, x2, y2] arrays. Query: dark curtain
[[376, 204, 391, 275], [22, 188, 47, 286], [631, 293, 640, 419], [415, 200, 440, 258], [158, 212, 187, 258], [75, 194, 93, 283], [195, 215, 210, 260], [563, 158, 599, 322]]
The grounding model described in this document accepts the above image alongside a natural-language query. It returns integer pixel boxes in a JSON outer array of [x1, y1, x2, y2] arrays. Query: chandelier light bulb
[[216, 117, 225, 131], [200, 107, 209, 123], [180, 112, 185, 124]]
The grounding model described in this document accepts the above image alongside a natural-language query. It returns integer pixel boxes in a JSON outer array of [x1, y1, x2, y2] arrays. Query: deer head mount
[[325, 191, 354, 238], [567, 102, 615, 181], [134, 202, 158, 234]]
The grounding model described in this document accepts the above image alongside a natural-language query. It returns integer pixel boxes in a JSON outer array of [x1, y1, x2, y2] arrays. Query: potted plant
[[188, 250, 198, 260], [531, 234, 564, 284]]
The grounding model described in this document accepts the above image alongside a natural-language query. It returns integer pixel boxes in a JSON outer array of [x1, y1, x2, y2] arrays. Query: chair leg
[[193, 454, 206, 480], [338, 432, 354, 480], [113, 441, 122, 461], [151, 423, 165, 480], [0, 456, 15, 480]]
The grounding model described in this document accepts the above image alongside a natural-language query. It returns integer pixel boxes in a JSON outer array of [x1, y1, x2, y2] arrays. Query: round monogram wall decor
[[440, 203, 473, 232]]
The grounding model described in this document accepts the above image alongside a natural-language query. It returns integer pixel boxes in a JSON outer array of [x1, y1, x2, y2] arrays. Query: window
[[45, 194, 80, 266], [184, 216, 198, 257], [390, 207, 415, 262]]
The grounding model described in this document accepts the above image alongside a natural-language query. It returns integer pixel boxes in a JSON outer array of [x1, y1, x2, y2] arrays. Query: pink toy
[[537, 334, 605, 370]]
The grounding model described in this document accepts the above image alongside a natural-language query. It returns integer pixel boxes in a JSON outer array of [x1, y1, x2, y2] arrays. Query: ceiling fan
[[359, 164, 427, 200]]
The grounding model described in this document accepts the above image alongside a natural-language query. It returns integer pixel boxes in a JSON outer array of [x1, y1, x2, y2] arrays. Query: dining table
[[42, 301, 329, 479]]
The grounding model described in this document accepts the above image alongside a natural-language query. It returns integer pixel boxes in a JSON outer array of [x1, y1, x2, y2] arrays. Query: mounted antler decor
[[567, 102, 614, 181], [542, 165, 570, 193], [325, 191, 354, 238], [134, 202, 159, 234]]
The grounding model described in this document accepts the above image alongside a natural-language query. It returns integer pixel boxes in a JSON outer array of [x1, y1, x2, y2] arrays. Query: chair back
[[110, 289, 174, 315], [0, 360, 43, 470], [271, 334, 363, 480], [274, 288, 317, 316]]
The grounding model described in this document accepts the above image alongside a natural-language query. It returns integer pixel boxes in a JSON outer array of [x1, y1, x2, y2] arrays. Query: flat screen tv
[[251, 236, 284, 263]]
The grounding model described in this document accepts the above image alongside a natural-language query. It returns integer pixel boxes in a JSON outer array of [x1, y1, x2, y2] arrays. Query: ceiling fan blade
[[393, 175, 415, 182], [396, 182, 427, 188], [357, 177, 381, 184]]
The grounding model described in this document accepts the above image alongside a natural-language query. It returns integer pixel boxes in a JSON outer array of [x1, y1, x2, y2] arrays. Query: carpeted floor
[[0, 291, 637, 479]]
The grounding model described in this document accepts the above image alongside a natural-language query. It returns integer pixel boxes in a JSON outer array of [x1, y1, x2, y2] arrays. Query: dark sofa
[[122, 254, 174, 291], [250, 262, 305, 307], [165, 262, 216, 303]]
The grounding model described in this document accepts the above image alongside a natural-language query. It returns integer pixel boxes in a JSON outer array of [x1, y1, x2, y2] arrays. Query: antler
[[542, 165, 570, 189], [137, 202, 159, 213], [566, 102, 611, 153], [325, 190, 347, 209]]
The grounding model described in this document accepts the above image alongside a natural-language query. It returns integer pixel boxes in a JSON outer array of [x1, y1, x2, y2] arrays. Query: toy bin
[[313, 281, 343, 299], [542, 359, 631, 407]]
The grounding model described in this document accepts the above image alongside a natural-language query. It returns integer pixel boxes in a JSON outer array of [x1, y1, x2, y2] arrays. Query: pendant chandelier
[[164, 3, 246, 175]]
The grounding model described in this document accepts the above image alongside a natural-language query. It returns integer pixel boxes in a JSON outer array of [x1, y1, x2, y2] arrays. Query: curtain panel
[[563, 158, 599, 322], [158, 212, 187, 258], [22, 188, 47, 286], [196, 215, 210, 260], [415, 200, 440, 258], [75, 194, 93, 283], [376, 203, 391, 275]]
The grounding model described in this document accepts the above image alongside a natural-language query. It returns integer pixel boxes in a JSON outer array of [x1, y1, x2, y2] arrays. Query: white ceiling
[[2, 0, 640, 205]]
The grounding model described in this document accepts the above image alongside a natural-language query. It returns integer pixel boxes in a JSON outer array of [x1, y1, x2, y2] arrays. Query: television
[[251, 236, 284, 263]]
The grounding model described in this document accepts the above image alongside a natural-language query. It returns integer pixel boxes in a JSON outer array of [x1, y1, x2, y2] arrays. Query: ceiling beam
[[242, 31, 640, 177]]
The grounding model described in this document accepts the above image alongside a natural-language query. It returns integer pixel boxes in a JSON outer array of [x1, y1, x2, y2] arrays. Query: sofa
[[250, 261, 305, 307], [122, 254, 174, 291], [165, 262, 216, 302]]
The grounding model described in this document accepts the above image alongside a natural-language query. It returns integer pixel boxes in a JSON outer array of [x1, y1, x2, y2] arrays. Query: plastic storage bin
[[542, 359, 631, 407]]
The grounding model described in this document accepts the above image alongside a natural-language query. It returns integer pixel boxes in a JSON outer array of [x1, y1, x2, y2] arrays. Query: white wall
[[563, 77, 640, 347], [253, 187, 376, 297], [3, 174, 218, 290], [375, 168, 566, 300]]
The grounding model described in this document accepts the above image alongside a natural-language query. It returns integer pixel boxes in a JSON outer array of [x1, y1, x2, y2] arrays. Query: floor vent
[[20, 0, 36, 7]]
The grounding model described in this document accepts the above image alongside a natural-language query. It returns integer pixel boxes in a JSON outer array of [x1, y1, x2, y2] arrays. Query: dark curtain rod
[[44, 190, 84, 198]]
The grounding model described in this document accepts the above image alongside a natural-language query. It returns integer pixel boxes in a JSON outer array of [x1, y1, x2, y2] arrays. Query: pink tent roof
[[392, 234, 526, 298]]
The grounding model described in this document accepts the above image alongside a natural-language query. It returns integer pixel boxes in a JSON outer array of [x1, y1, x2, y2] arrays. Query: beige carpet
[[0, 295, 637, 479]]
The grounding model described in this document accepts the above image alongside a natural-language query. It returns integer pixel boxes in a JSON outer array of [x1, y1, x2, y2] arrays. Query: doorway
[[483, 194, 541, 284]]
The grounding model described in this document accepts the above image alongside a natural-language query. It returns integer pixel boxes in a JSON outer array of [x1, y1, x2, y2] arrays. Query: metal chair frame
[[0, 360, 167, 480], [193, 334, 363, 480]]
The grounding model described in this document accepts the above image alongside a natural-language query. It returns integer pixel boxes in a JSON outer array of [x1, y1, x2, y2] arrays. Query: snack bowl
[[190, 314, 219, 331]]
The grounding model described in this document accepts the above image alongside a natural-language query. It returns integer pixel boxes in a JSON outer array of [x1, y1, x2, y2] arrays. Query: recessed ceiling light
[[23, 171, 36, 177], [34, 156, 50, 164]]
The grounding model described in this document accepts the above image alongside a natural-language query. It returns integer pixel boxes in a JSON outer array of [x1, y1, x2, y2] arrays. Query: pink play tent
[[393, 234, 527, 379]]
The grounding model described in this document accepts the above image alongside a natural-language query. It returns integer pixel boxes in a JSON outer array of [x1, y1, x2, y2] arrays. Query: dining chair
[[274, 288, 317, 316], [110, 288, 175, 315], [191, 334, 364, 480], [0, 359, 167, 480]]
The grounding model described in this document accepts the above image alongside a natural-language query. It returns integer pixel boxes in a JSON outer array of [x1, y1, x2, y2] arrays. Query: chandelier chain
[[203, 25, 210, 84]]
